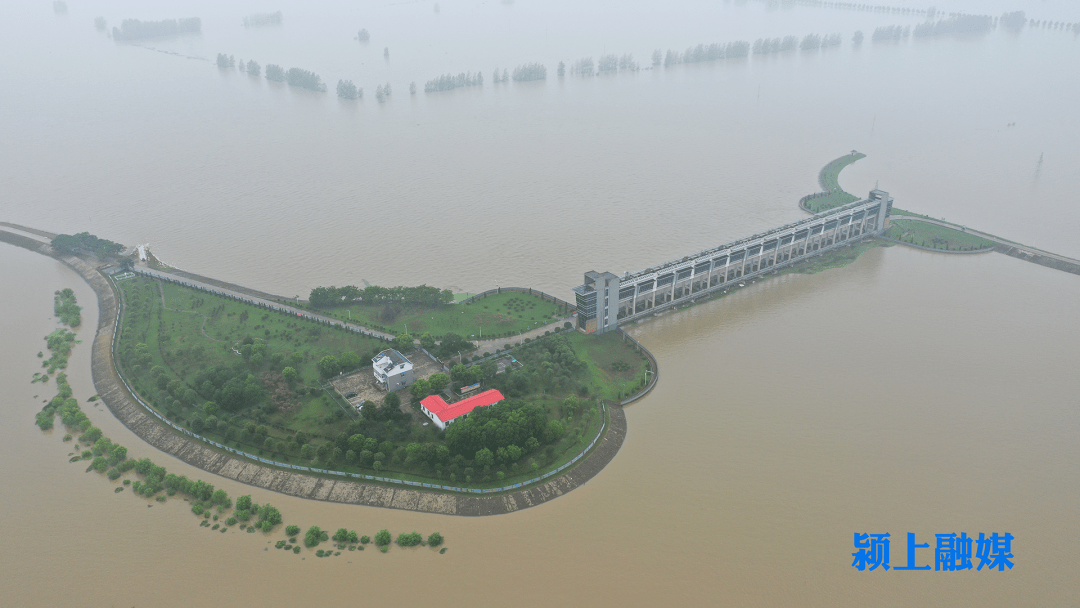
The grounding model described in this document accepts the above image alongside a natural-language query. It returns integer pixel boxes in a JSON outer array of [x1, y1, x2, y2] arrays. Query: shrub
[[293, 546, 301, 554], [276, 540, 286, 549], [226, 517, 237, 526], [107, 468, 121, 480], [374, 529, 391, 546], [397, 532, 422, 547], [304, 525, 324, 548], [286, 525, 300, 536], [360, 535, 370, 545]]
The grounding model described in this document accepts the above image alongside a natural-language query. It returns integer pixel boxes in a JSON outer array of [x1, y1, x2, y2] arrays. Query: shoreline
[[0, 226, 630, 516]]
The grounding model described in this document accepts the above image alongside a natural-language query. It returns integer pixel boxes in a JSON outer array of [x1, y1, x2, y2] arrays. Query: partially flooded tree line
[[31, 288, 447, 557]]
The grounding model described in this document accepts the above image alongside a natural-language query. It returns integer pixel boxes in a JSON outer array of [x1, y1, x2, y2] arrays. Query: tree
[[318, 355, 340, 378], [305, 525, 324, 547], [427, 373, 449, 394], [281, 367, 297, 383], [427, 532, 443, 547], [339, 351, 361, 371], [394, 334, 414, 353], [333, 528, 350, 542], [211, 489, 230, 506], [419, 333, 436, 350], [202, 401, 219, 416], [475, 447, 494, 467], [397, 531, 423, 546], [374, 529, 391, 546], [337, 79, 360, 100], [236, 494, 252, 511], [384, 392, 400, 409], [286, 525, 300, 536], [410, 379, 430, 401]]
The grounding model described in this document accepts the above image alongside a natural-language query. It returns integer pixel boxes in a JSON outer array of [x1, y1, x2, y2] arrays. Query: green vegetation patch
[[113, 277, 624, 490], [803, 152, 865, 213], [564, 331, 650, 401], [113, 275, 387, 450], [50, 231, 124, 259], [884, 219, 995, 251], [54, 288, 82, 328], [327, 291, 567, 341]]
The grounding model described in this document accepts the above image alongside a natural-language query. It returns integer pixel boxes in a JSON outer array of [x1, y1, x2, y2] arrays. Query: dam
[[573, 189, 894, 333]]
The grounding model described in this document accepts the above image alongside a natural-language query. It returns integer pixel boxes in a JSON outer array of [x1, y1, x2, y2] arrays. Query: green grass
[[114, 276, 385, 446], [884, 219, 995, 251], [803, 152, 865, 213], [324, 291, 568, 339], [565, 331, 650, 401]]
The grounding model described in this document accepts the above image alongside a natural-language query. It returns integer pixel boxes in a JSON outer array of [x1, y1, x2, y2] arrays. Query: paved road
[[131, 264, 398, 341], [891, 215, 1080, 265]]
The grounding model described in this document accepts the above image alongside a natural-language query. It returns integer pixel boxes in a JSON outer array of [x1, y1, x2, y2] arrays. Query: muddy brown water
[[2, 1, 1079, 605]]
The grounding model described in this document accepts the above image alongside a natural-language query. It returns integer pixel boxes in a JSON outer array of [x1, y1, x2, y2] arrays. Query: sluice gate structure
[[573, 189, 893, 333]]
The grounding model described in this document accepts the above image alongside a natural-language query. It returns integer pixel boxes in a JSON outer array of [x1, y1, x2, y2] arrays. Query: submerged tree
[[651, 49, 662, 66], [569, 57, 594, 76], [424, 71, 483, 92], [243, 11, 283, 27], [410, 81, 416, 94], [511, 62, 547, 81], [285, 67, 326, 92], [265, 64, 285, 82], [216, 53, 236, 68], [337, 79, 360, 99], [94, 16, 107, 30], [357, 28, 370, 41], [383, 47, 389, 59], [112, 17, 201, 40], [246, 60, 260, 76], [557, 61, 565, 77], [852, 30, 864, 45]]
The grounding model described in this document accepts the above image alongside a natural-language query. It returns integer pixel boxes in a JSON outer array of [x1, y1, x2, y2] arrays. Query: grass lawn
[[324, 291, 569, 339], [115, 276, 386, 446], [884, 219, 996, 251], [565, 331, 650, 401], [803, 152, 865, 213]]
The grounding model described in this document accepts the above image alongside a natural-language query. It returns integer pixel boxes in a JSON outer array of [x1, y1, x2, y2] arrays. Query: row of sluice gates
[[619, 190, 892, 319], [573, 189, 893, 333]]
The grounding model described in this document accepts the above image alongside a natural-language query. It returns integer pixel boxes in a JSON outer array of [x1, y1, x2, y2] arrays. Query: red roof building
[[420, 389, 505, 430]]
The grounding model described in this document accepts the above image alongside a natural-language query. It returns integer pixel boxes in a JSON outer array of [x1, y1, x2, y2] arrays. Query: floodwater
[[1, 1, 1079, 605]]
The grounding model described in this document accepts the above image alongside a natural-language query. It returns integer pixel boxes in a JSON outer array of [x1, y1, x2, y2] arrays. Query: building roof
[[373, 349, 411, 374], [420, 389, 505, 423]]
